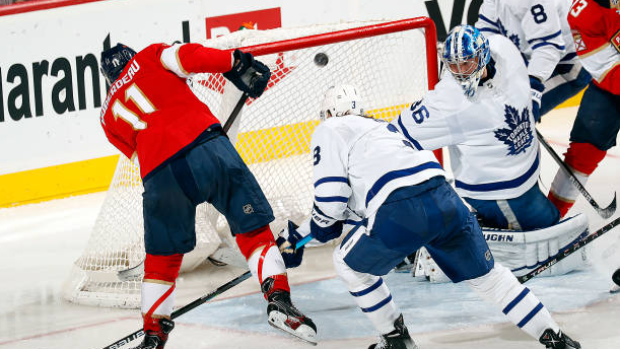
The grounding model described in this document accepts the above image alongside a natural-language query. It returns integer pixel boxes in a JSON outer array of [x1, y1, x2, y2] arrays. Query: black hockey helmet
[[100, 43, 137, 85]]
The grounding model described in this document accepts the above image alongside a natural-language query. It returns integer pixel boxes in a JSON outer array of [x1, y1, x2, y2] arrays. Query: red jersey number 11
[[111, 84, 156, 130]]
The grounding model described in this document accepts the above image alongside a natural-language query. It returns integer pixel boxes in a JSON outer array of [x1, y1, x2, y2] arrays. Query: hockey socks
[[142, 253, 183, 333], [333, 249, 400, 335], [236, 225, 290, 298], [467, 263, 559, 339], [549, 142, 606, 217]]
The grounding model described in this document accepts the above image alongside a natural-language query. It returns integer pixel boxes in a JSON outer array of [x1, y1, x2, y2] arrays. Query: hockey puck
[[613, 268, 620, 286], [314, 52, 329, 67]]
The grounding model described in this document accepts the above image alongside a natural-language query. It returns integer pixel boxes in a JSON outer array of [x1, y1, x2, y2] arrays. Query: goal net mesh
[[62, 18, 438, 308]]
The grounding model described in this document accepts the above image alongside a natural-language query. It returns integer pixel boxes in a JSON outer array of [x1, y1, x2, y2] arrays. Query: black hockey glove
[[223, 49, 271, 98]]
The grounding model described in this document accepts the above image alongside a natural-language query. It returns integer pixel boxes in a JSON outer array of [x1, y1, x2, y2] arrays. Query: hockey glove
[[310, 206, 344, 243], [223, 49, 271, 98], [529, 75, 544, 123], [276, 221, 306, 269]]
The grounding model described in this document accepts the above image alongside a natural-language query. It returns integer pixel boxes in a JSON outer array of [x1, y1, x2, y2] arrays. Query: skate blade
[[611, 285, 620, 294], [268, 312, 317, 346]]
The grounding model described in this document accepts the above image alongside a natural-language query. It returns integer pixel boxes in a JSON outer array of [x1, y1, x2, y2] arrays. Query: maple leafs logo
[[494, 105, 533, 156]]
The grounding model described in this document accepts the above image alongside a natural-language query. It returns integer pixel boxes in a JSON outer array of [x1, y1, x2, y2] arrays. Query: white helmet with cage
[[319, 84, 364, 121]]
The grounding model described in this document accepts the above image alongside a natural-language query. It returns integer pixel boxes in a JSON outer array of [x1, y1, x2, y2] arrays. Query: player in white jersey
[[394, 25, 587, 279], [277, 84, 581, 349], [475, 0, 591, 117]]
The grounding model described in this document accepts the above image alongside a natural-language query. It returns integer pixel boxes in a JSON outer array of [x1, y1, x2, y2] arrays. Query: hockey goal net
[[63, 17, 439, 308]]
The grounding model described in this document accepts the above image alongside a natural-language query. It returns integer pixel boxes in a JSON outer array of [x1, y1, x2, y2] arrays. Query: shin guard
[[549, 142, 606, 217], [236, 225, 289, 299], [142, 254, 183, 333]]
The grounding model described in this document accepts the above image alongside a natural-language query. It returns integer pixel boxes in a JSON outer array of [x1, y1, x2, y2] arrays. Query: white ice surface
[[0, 107, 619, 349]]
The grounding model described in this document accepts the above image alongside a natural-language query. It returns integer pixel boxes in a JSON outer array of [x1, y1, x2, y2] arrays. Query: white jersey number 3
[[111, 84, 156, 130], [570, 0, 588, 17]]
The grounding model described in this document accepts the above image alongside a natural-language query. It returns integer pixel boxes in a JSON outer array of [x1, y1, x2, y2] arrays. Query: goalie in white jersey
[[393, 25, 588, 279], [277, 85, 581, 349], [475, 0, 592, 117]]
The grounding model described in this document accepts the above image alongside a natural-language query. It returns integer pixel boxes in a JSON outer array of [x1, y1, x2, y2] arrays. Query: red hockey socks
[[142, 253, 183, 333], [549, 142, 606, 217], [236, 225, 290, 299]]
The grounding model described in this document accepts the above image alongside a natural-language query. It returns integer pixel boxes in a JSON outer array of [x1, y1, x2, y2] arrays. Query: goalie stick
[[117, 93, 249, 281], [104, 234, 314, 349], [536, 129, 616, 219], [517, 216, 620, 284]]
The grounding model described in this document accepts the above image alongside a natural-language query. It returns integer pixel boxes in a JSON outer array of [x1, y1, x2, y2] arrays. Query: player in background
[[393, 26, 587, 279], [99, 43, 316, 348], [277, 84, 581, 349], [475, 0, 592, 119], [547, 0, 620, 217]]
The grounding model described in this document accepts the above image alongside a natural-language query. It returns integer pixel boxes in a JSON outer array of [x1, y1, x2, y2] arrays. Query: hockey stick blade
[[103, 235, 315, 349], [518, 216, 620, 284], [536, 129, 616, 219]]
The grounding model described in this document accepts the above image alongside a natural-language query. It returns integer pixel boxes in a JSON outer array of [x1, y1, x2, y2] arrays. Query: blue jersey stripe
[[532, 42, 565, 51], [479, 28, 501, 34], [478, 14, 500, 27], [527, 30, 562, 44], [503, 288, 530, 315], [397, 116, 423, 150], [315, 176, 349, 187], [361, 294, 393, 313], [365, 162, 443, 206], [560, 52, 578, 61], [315, 196, 348, 203], [455, 154, 539, 192], [518, 302, 544, 328], [350, 278, 383, 297]]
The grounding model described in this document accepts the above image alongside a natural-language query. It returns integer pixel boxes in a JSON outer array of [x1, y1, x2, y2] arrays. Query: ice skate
[[263, 280, 317, 345], [130, 319, 174, 349], [368, 314, 418, 349], [539, 329, 581, 349]]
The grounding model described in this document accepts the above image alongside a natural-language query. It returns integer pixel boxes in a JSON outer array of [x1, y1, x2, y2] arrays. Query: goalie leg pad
[[467, 263, 559, 339], [142, 254, 183, 333], [333, 247, 400, 335], [484, 214, 589, 277]]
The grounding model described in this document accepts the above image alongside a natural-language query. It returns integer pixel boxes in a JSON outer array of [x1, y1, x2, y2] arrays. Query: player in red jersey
[[548, 0, 620, 217], [99, 43, 317, 348]]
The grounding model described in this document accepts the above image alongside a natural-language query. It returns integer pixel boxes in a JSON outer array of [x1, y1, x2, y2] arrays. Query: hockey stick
[[536, 129, 616, 219], [117, 93, 250, 281], [104, 234, 314, 349], [517, 216, 620, 284]]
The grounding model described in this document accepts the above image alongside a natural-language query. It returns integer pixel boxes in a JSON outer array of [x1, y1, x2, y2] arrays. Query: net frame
[[63, 17, 439, 308]]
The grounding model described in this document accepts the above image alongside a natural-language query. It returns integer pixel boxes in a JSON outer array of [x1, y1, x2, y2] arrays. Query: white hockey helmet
[[319, 84, 364, 121]]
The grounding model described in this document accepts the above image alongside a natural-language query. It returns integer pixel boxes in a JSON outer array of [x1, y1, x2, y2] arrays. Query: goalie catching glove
[[223, 49, 271, 98]]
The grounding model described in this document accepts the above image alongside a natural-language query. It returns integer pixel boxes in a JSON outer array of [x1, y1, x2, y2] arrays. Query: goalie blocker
[[417, 214, 589, 283]]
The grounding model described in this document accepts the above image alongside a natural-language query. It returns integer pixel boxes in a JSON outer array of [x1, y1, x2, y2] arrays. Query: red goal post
[[63, 17, 442, 308]]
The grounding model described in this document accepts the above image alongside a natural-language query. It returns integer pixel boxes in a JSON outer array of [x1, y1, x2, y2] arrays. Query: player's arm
[[309, 125, 352, 243], [160, 43, 233, 78], [475, 0, 502, 37], [521, 0, 566, 82], [391, 80, 466, 151]]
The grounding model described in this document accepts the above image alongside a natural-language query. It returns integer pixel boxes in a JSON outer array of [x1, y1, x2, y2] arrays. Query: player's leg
[[548, 82, 620, 217], [134, 161, 201, 348], [426, 185, 580, 348], [465, 183, 560, 230], [540, 62, 591, 116], [333, 176, 450, 348], [188, 135, 316, 343]]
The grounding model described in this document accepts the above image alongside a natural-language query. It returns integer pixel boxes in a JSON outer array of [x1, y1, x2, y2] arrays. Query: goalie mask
[[442, 25, 490, 98], [319, 84, 364, 121], [100, 43, 137, 85]]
